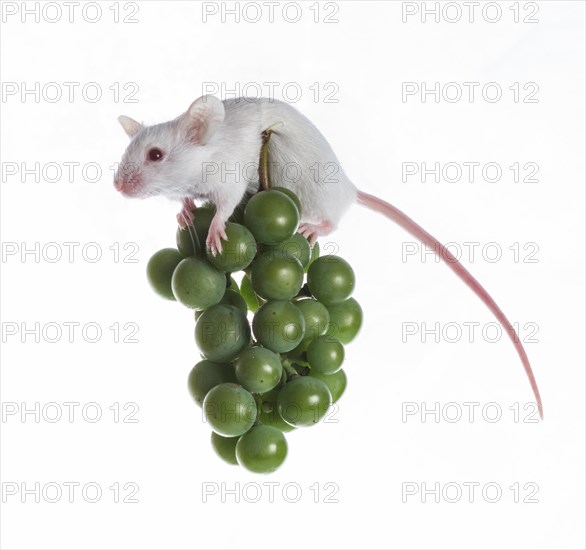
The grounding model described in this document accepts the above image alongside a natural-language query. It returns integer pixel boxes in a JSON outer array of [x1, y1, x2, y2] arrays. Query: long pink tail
[[357, 190, 543, 418]]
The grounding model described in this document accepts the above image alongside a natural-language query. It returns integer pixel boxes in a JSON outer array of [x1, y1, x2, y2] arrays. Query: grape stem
[[259, 128, 274, 191], [281, 357, 300, 380], [279, 365, 288, 386]]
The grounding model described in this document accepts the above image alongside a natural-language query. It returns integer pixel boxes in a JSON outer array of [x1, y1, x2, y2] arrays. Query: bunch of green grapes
[[146, 188, 362, 474]]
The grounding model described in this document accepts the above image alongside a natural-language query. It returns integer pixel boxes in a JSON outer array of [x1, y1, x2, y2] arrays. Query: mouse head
[[114, 95, 225, 199]]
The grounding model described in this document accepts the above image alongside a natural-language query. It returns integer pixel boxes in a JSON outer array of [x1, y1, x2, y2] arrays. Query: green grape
[[294, 299, 330, 343], [146, 248, 183, 300], [258, 388, 295, 432], [277, 376, 332, 427], [228, 194, 252, 225], [195, 284, 245, 321], [203, 383, 257, 437], [258, 407, 295, 432], [306, 336, 345, 374], [284, 339, 309, 361], [326, 298, 363, 344], [307, 255, 355, 305], [271, 187, 302, 215], [176, 206, 215, 258], [171, 257, 226, 309], [250, 252, 304, 300], [219, 289, 248, 317], [187, 360, 237, 406], [252, 300, 305, 353], [210, 432, 239, 465], [305, 241, 320, 272], [195, 305, 251, 362], [235, 346, 282, 394], [205, 222, 257, 272], [308, 368, 347, 403], [239, 274, 263, 313], [266, 233, 311, 268], [235, 425, 287, 473], [243, 190, 299, 244]]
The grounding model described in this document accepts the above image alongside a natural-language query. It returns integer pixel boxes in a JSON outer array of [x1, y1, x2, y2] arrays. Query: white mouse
[[114, 94, 543, 417]]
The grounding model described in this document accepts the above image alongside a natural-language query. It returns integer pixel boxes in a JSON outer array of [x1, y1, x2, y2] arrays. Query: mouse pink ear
[[118, 115, 143, 138], [181, 95, 225, 145]]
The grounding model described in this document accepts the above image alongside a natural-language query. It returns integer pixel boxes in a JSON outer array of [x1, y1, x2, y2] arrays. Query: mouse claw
[[177, 203, 195, 228], [206, 239, 222, 257], [177, 213, 193, 228], [298, 223, 318, 245], [298, 221, 333, 245], [206, 218, 228, 256]]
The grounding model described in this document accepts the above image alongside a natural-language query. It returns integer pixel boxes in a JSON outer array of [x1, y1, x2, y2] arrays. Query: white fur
[[116, 96, 357, 226]]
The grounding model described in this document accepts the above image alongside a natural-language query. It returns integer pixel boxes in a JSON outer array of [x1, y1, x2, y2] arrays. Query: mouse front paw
[[206, 216, 228, 256], [177, 198, 195, 228]]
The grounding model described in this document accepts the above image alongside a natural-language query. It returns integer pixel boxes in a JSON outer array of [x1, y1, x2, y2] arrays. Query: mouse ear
[[118, 115, 143, 138], [181, 95, 225, 145]]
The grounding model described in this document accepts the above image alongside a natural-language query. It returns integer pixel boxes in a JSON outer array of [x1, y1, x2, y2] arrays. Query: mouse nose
[[113, 177, 124, 192]]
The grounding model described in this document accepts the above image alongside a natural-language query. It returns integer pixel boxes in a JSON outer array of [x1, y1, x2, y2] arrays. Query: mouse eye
[[147, 147, 164, 162]]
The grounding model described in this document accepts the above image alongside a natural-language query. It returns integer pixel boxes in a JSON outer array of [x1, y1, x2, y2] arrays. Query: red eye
[[148, 148, 164, 162]]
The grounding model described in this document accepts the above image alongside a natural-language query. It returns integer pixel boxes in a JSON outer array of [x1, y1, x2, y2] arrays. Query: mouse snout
[[114, 162, 142, 196], [113, 174, 132, 193], [114, 176, 142, 196]]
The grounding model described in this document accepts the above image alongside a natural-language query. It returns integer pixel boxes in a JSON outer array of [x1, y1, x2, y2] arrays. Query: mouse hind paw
[[298, 220, 333, 245]]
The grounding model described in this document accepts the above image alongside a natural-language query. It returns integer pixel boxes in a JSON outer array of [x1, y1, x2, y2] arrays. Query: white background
[[1, 1, 584, 549]]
